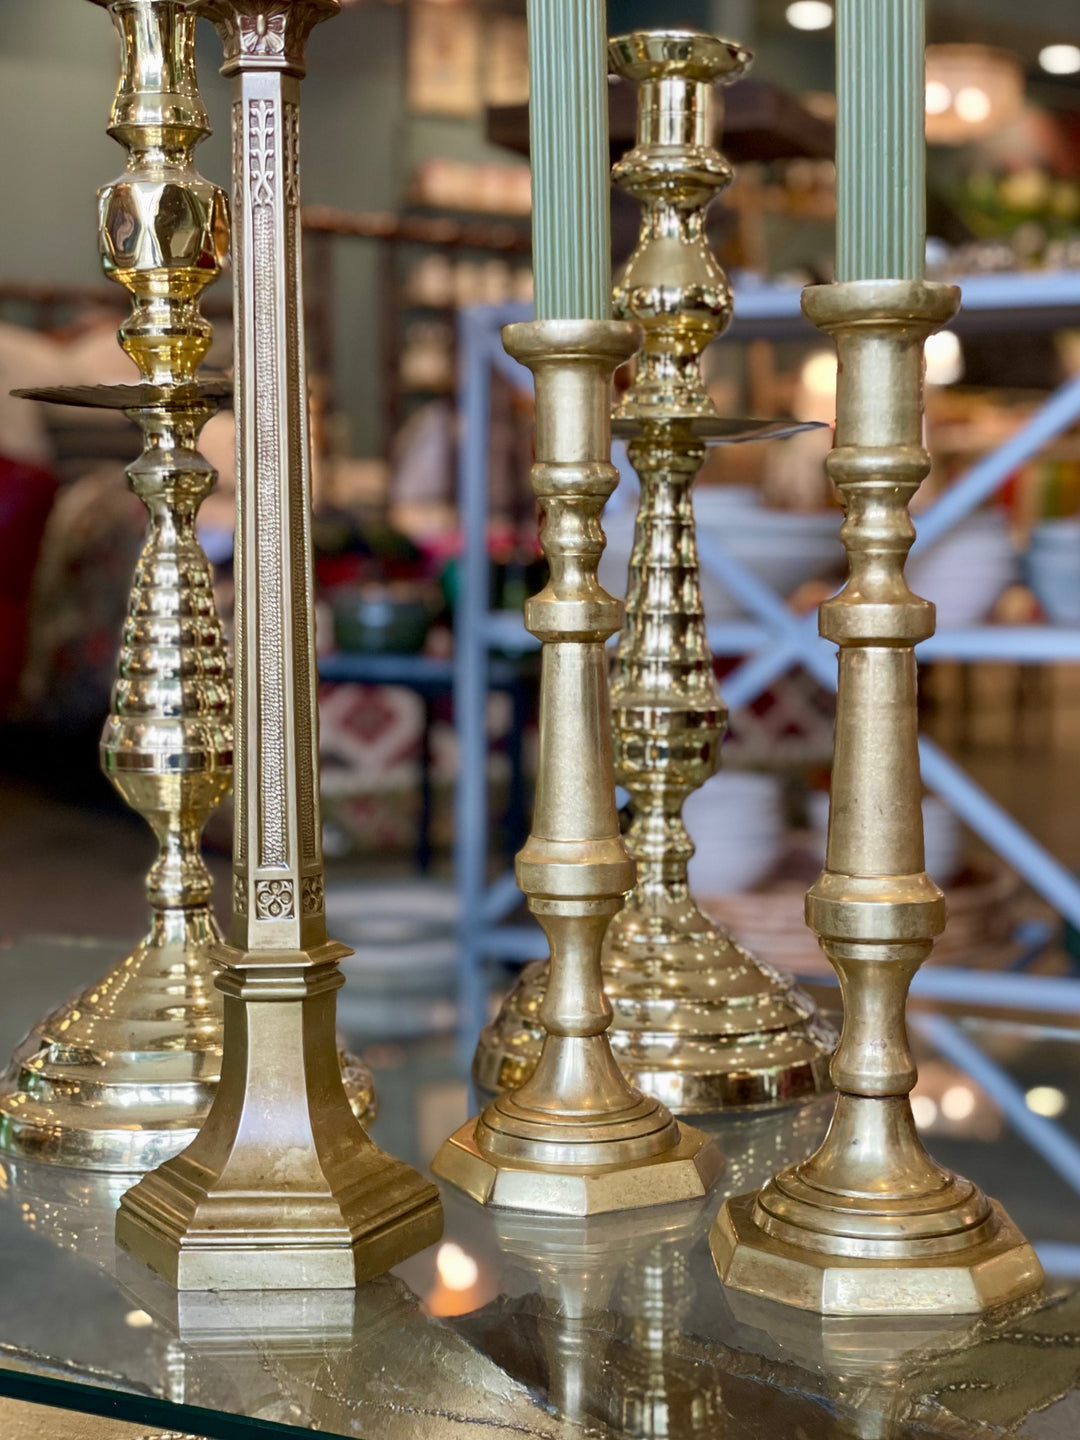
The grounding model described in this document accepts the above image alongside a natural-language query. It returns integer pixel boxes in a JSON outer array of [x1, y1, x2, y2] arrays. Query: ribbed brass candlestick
[[712, 279, 1043, 1314], [474, 30, 834, 1113], [434, 319, 719, 1215], [0, 0, 372, 1173], [116, 0, 440, 1287]]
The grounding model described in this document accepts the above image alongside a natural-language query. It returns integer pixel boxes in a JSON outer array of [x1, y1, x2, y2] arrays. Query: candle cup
[[434, 320, 720, 1215], [473, 30, 835, 1113], [711, 280, 1043, 1314], [0, 0, 373, 1174], [115, 0, 440, 1288]]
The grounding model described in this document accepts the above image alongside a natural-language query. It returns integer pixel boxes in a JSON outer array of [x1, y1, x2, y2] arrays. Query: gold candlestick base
[[435, 319, 721, 1217], [435, 1111, 719, 1217], [714, 1186, 1041, 1318], [116, 948, 440, 1288]]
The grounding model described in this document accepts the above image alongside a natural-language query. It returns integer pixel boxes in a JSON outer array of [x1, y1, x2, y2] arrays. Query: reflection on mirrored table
[[1, 938, 1080, 1440]]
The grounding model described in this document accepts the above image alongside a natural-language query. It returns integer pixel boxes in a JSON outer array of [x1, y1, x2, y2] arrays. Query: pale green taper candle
[[836, 0, 926, 281], [526, 0, 611, 319]]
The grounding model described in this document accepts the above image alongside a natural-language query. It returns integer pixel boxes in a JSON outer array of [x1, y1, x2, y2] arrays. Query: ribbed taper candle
[[527, 0, 610, 318], [836, 0, 925, 281]]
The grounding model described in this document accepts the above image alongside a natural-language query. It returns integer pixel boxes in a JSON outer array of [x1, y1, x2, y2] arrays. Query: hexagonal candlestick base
[[712, 1191, 1044, 1317], [433, 1118, 721, 1217]]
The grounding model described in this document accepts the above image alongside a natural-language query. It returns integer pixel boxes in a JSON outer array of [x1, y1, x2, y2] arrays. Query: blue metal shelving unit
[[454, 276, 1080, 1056]]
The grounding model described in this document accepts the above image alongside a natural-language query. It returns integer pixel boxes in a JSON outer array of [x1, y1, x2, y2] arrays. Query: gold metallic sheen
[[435, 319, 720, 1214], [474, 29, 834, 1113], [712, 278, 1044, 1314], [0, 0, 372, 1175], [115, 0, 439, 1286]]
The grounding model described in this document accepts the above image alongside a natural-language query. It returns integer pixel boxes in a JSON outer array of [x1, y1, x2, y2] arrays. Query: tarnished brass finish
[[435, 319, 720, 1215], [712, 279, 1044, 1314], [0, 0, 372, 1174], [474, 30, 834, 1113], [116, 0, 440, 1287]]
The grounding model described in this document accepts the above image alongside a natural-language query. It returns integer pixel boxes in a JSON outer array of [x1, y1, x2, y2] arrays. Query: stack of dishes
[[1026, 519, 1080, 625], [683, 770, 785, 895], [908, 510, 1018, 629]]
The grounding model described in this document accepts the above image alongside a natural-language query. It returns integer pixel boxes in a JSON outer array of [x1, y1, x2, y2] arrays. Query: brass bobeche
[[116, 0, 440, 1287], [474, 29, 834, 1112], [712, 279, 1044, 1314], [0, 0, 372, 1173], [434, 320, 720, 1214]]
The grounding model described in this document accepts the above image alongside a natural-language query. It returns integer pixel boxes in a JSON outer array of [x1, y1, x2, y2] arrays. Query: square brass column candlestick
[[433, 320, 720, 1215], [474, 29, 835, 1113], [711, 280, 1043, 1314], [116, 0, 441, 1287]]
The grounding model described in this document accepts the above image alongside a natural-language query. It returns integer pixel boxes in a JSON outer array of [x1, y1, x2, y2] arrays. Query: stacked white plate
[[907, 510, 1018, 629], [684, 770, 785, 895]]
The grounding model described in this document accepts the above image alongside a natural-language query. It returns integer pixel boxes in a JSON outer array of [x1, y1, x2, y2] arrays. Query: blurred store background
[[4, 0, 1080, 1163]]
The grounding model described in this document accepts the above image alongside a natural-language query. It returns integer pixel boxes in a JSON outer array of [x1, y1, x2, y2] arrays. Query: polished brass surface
[[0, 0, 373, 1175], [712, 279, 1044, 1314], [436, 318, 719, 1215], [0, 0, 233, 1174], [115, 0, 440, 1287], [474, 29, 834, 1114]]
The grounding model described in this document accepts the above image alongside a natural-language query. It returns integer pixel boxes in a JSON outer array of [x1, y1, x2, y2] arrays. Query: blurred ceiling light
[[1039, 43, 1080, 75], [435, 1241, 479, 1292], [800, 349, 838, 399], [954, 85, 992, 124], [941, 1083, 977, 1121], [786, 2, 833, 31], [924, 45, 1024, 144], [911, 1094, 938, 1130], [794, 348, 838, 423], [1026, 1085, 1068, 1118], [925, 330, 964, 386], [925, 79, 953, 116]]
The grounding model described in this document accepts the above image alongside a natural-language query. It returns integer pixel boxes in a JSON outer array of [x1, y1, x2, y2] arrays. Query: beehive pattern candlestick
[[711, 280, 1044, 1314], [433, 319, 720, 1215], [473, 30, 834, 1112], [0, 0, 372, 1173], [115, 0, 440, 1287]]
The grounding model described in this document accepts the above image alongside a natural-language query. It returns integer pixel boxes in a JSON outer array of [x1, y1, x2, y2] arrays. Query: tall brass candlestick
[[116, 0, 441, 1288], [474, 30, 834, 1112], [711, 280, 1043, 1314], [433, 320, 719, 1214], [0, 0, 235, 1172], [0, 0, 372, 1173]]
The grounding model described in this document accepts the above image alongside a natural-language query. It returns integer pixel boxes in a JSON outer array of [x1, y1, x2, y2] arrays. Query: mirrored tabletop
[[1, 936, 1079, 1440]]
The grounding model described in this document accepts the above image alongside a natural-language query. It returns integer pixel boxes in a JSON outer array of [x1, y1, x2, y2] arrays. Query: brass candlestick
[[434, 319, 720, 1215], [712, 280, 1043, 1314], [116, 0, 440, 1288], [0, 0, 372, 1173], [474, 29, 834, 1112]]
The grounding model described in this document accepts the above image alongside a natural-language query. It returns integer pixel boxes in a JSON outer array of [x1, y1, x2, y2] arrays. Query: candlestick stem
[[434, 320, 720, 1215], [711, 280, 1043, 1313]]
